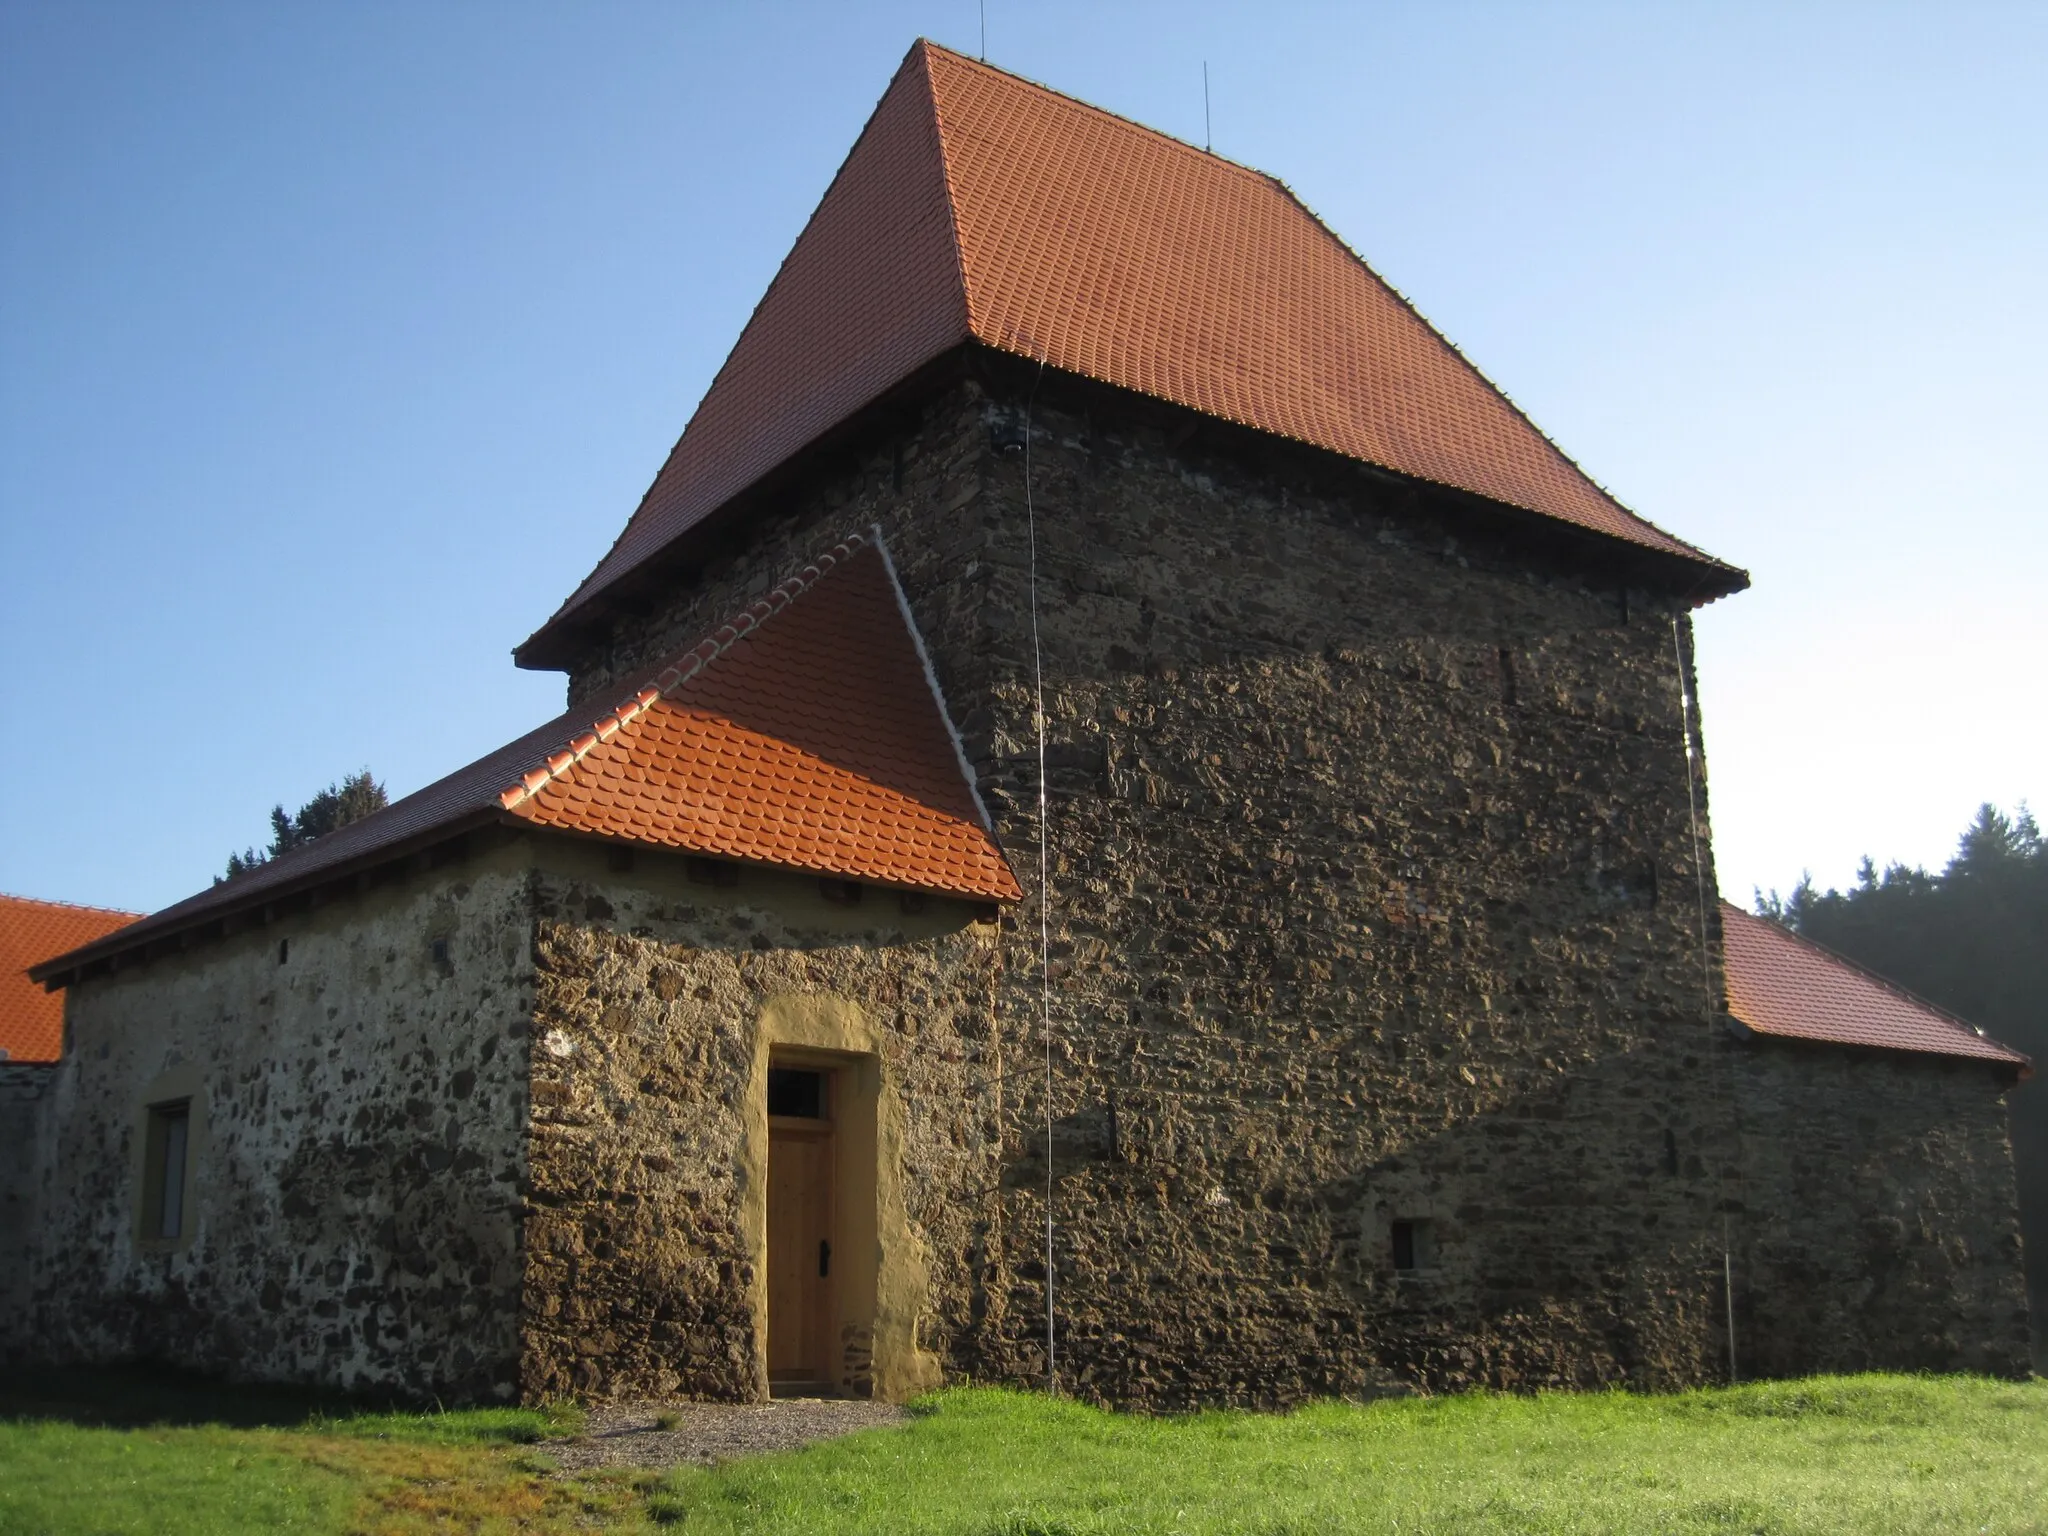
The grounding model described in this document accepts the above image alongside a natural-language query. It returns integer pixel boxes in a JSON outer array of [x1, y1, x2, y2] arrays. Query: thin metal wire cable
[[1672, 615, 1737, 1384], [1023, 359, 1054, 1395]]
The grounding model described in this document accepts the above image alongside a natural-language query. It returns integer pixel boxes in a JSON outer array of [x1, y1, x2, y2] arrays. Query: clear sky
[[3, 1, 2041, 916]]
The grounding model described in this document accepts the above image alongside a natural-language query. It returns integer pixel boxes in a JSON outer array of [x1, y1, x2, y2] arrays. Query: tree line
[[1756, 800, 2046, 1361], [221, 770, 388, 881], [1754, 801, 2044, 1061]]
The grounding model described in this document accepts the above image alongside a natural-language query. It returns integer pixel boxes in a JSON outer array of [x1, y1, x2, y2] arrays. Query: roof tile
[[527, 39, 1739, 658], [1, 894, 140, 1059], [506, 536, 1018, 901], [1720, 901, 2029, 1072], [37, 532, 1016, 982]]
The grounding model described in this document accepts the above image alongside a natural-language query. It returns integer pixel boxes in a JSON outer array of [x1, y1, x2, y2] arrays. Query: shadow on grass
[[0, 1362, 579, 1443], [0, 1363, 384, 1430]]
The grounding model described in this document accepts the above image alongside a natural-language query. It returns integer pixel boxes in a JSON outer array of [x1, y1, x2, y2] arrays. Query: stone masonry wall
[[558, 366, 1759, 1406], [12, 849, 536, 1400], [1731, 1041, 2032, 1377], [0, 1063, 56, 1332], [518, 836, 1003, 1402]]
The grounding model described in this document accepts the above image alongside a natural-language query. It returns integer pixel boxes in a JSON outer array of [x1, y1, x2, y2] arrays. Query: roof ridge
[[523, 48, 949, 643], [1718, 900, 2017, 1055], [0, 892, 143, 918], [497, 533, 872, 813], [915, 43, 981, 344], [1262, 173, 1695, 547], [918, 39, 1273, 186]]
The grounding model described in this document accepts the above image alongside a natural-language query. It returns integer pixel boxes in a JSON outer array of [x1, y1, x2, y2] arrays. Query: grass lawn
[[2, 1371, 2042, 1535], [0, 1369, 651, 1535], [660, 1376, 2048, 1535]]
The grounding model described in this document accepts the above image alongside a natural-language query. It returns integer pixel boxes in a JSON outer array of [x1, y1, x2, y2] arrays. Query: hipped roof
[[1720, 902, 2029, 1073], [36, 535, 1016, 986], [521, 39, 1742, 666]]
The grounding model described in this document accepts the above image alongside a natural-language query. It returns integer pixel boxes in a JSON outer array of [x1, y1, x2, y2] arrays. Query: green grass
[[658, 1376, 2048, 1535], [0, 1366, 644, 1535], [2, 1370, 2042, 1535]]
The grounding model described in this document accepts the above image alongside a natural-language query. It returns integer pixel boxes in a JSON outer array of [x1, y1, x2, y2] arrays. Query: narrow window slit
[[142, 1100, 192, 1240]]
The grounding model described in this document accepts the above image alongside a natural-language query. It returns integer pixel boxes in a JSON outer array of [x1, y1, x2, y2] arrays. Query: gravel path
[[543, 1398, 909, 1472]]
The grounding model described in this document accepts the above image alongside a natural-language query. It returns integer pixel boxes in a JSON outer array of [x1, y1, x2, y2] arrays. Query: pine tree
[[1755, 801, 2048, 1366], [223, 771, 389, 879]]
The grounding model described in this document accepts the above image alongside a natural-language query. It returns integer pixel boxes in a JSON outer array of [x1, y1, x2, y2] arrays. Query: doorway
[[766, 1063, 836, 1394]]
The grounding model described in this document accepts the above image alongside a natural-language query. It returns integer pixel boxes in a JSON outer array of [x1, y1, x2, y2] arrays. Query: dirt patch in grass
[[545, 1398, 909, 1472]]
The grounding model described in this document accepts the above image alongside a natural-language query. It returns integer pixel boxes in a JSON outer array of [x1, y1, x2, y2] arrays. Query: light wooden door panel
[[767, 1118, 834, 1386]]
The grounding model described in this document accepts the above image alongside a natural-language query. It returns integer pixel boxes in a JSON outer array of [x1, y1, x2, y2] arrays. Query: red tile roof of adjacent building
[[1720, 901, 2029, 1073], [33, 534, 1017, 984], [522, 39, 1742, 663], [1, 894, 140, 1059]]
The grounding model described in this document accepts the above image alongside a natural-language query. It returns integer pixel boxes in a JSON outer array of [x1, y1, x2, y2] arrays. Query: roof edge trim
[[869, 524, 996, 833], [499, 533, 873, 814], [1258, 173, 1721, 571], [28, 811, 503, 987], [916, 41, 980, 342], [0, 893, 144, 920]]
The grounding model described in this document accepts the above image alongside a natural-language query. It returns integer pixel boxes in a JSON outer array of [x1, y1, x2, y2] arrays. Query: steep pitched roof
[[1720, 901, 2030, 1073], [35, 534, 1016, 985], [1, 894, 139, 1058], [521, 39, 1741, 663]]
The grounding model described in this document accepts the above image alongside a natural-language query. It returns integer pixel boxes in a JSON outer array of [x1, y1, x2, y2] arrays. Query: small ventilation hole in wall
[[686, 857, 740, 888], [1392, 1218, 1435, 1272]]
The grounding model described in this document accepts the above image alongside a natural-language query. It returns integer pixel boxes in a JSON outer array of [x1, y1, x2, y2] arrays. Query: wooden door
[[767, 1115, 835, 1389]]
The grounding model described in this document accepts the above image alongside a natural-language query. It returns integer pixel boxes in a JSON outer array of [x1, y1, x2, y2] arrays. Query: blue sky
[[3, 1, 2041, 915]]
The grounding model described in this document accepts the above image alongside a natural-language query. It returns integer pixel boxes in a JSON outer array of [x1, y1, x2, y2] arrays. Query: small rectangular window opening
[[819, 878, 863, 906], [767, 1068, 825, 1120], [277, 938, 289, 965], [143, 1100, 192, 1240], [429, 936, 451, 967], [1391, 1218, 1435, 1273]]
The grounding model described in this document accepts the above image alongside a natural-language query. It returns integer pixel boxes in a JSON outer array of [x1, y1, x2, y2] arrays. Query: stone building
[[8, 42, 2033, 1404], [2, 894, 139, 1327], [1718, 903, 2032, 1376]]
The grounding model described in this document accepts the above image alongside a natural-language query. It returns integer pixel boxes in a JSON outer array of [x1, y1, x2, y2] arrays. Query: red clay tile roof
[[2, 895, 139, 1058], [1720, 901, 2029, 1072], [33, 533, 1016, 984], [501, 538, 1019, 900], [523, 39, 1741, 662]]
